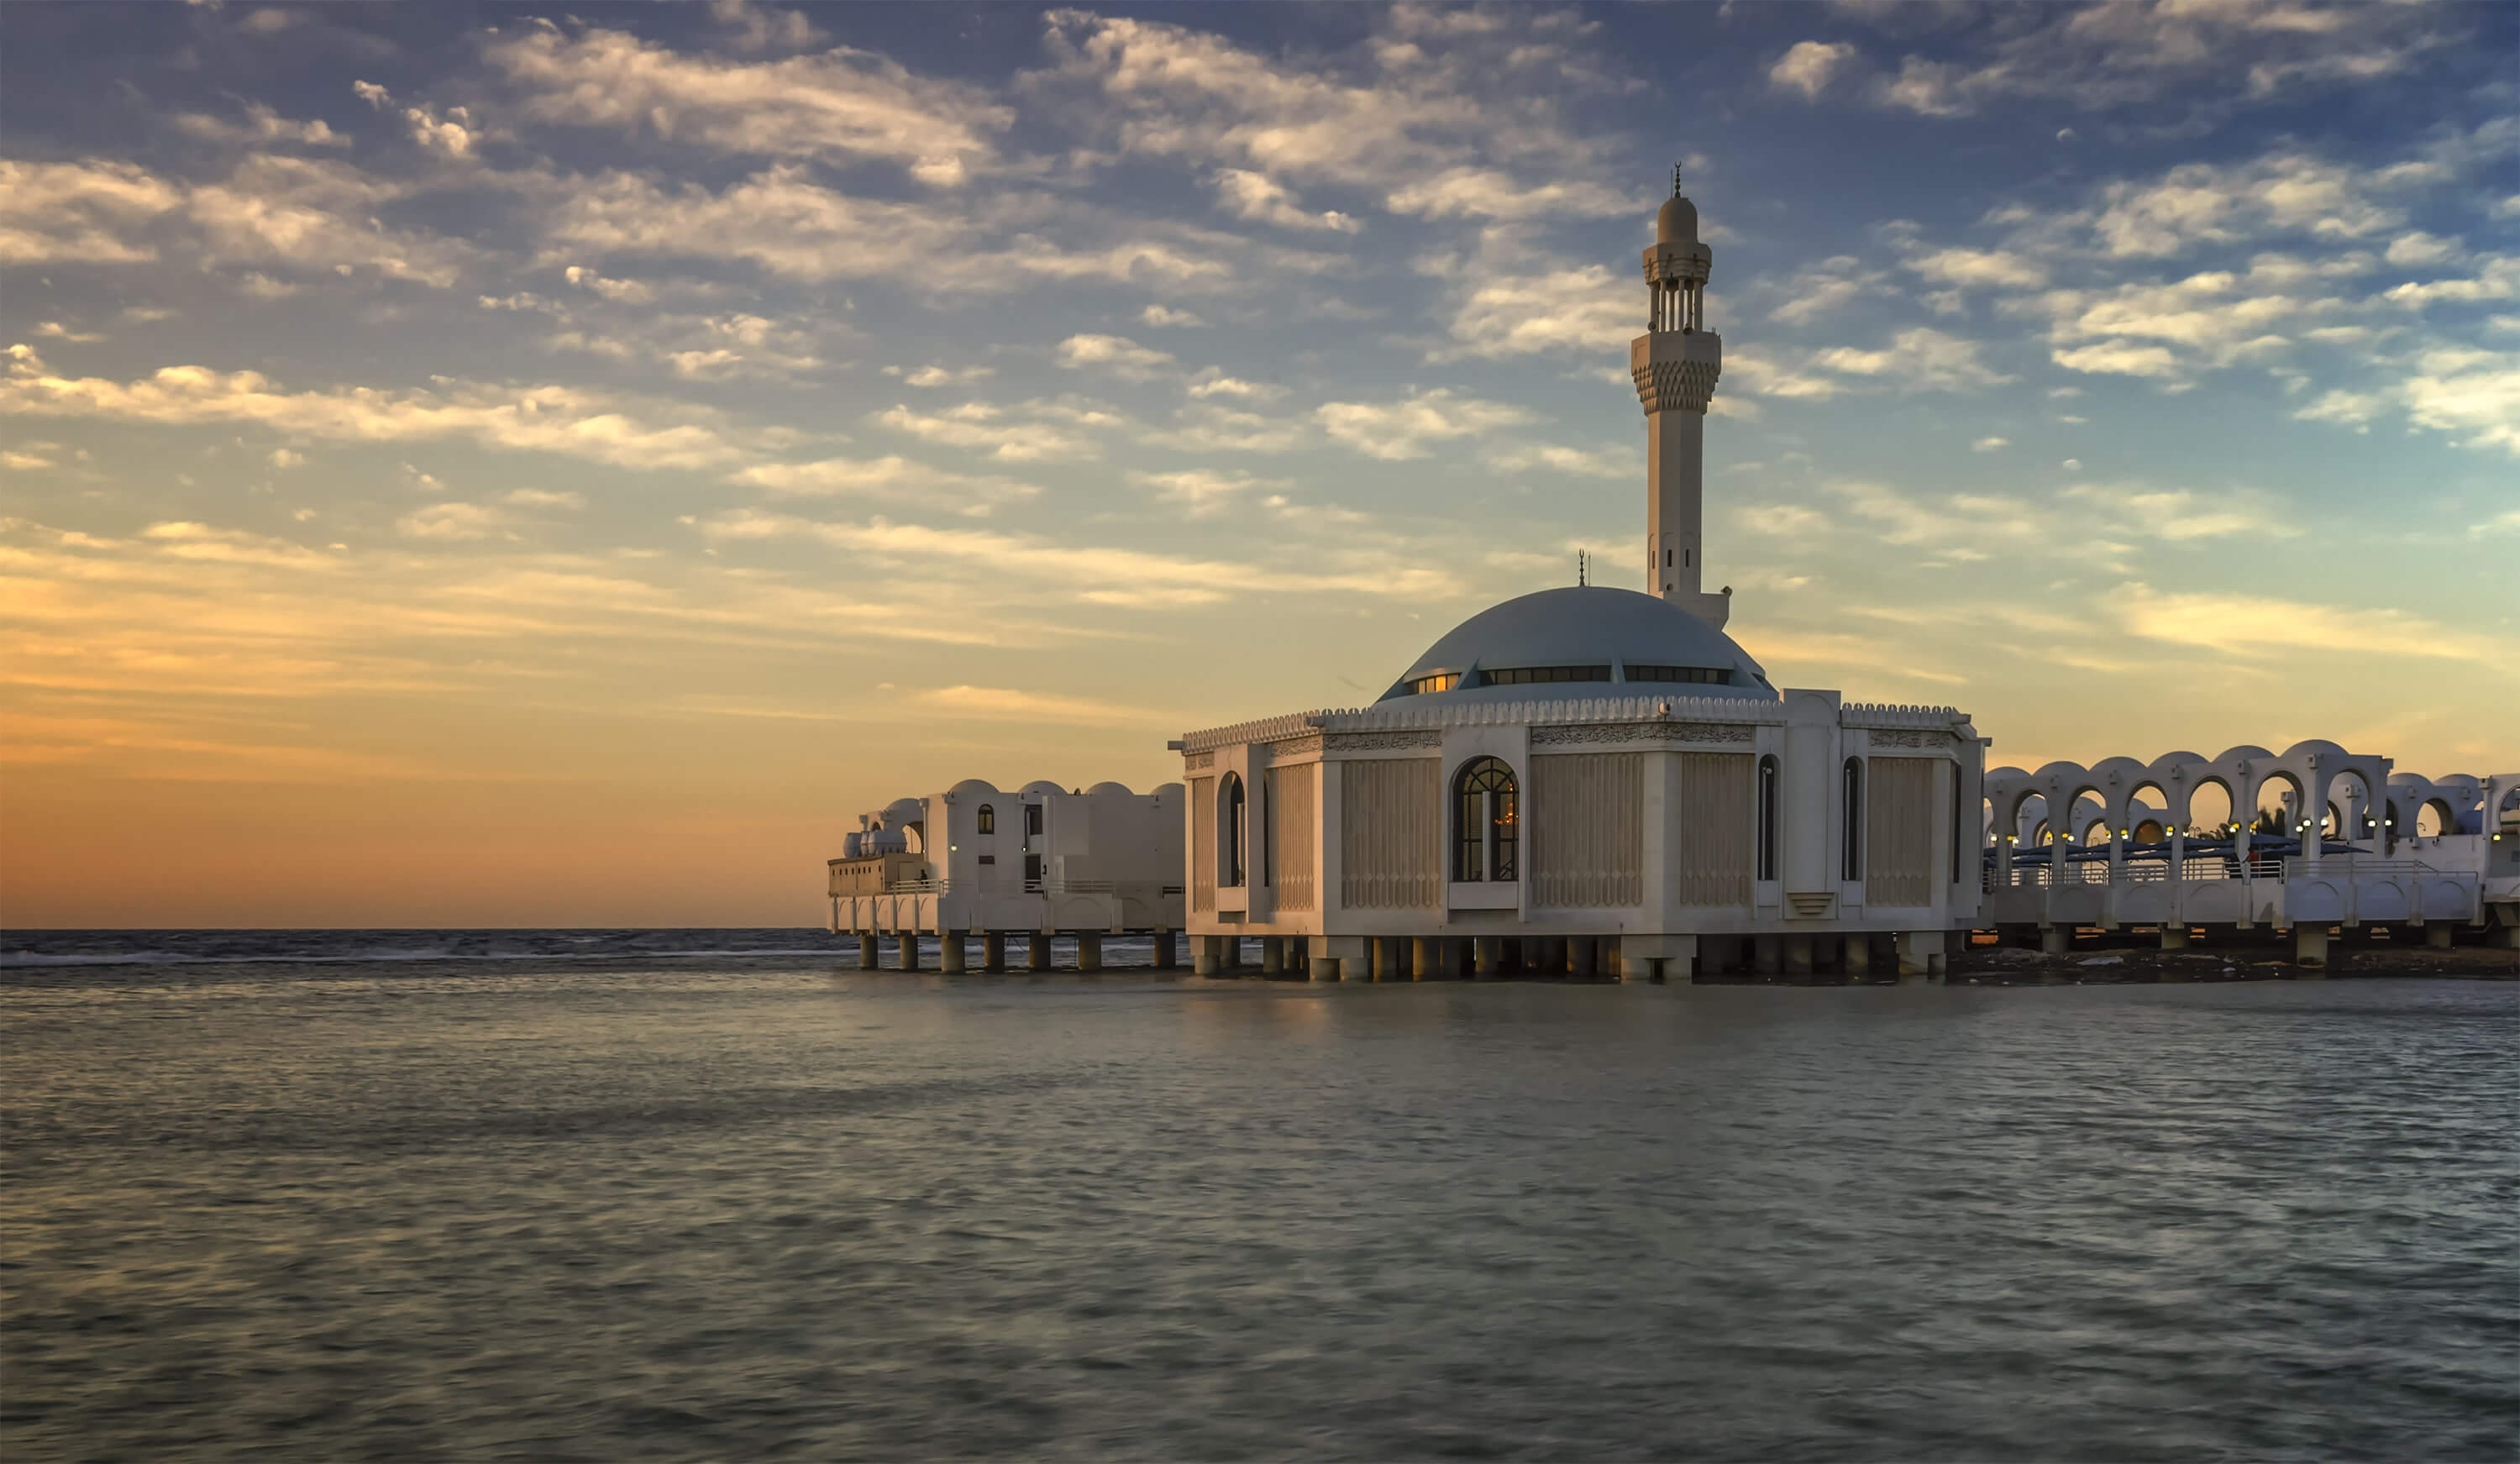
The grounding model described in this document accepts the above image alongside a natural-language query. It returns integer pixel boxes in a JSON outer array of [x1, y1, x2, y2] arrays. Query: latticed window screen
[[1866, 757, 1938, 907], [1676, 753, 1756, 906], [1530, 753, 1643, 908], [1339, 758, 1441, 909], [1268, 766, 1317, 912], [1189, 776, 1215, 912]]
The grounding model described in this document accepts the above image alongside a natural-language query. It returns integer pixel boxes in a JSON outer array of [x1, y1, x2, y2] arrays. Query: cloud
[[1210, 169, 1360, 234], [1769, 40, 1857, 100], [1486, 442, 1634, 480], [0, 160, 184, 264], [1768, 256, 1892, 326], [3, 347, 752, 470], [1422, 244, 1632, 359], [172, 104, 347, 149], [732, 454, 1042, 511], [874, 401, 1105, 462], [485, 22, 1011, 182], [1140, 304, 1207, 328], [1054, 333, 1177, 380], [1972, 437, 2008, 451], [2108, 582, 2508, 662], [1809, 328, 2013, 391], [398, 501, 522, 542], [1314, 387, 1534, 459], [912, 685, 1164, 726], [1906, 246, 2048, 291], [1127, 468, 1282, 517]]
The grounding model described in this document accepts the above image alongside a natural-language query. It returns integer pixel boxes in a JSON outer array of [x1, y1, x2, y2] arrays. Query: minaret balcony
[[1631, 330, 1723, 415], [1644, 242, 1712, 284]]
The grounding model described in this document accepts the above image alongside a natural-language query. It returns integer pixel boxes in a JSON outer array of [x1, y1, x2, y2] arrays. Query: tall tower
[[1631, 168, 1728, 628]]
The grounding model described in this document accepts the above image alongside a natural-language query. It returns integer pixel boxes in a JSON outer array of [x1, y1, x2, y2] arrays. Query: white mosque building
[[1173, 178, 1983, 982], [829, 176, 2517, 974]]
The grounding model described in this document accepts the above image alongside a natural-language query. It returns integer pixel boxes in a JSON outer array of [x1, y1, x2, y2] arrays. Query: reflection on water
[[5, 958, 2515, 1461]]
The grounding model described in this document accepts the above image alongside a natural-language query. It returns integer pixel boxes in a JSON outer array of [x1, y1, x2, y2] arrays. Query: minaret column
[[1633, 172, 1728, 630]]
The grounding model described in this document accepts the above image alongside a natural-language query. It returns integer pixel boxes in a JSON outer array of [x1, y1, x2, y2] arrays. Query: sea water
[[4, 934, 2514, 1461]]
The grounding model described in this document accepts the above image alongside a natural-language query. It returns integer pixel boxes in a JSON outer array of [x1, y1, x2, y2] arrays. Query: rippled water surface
[[5, 942, 2516, 1461]]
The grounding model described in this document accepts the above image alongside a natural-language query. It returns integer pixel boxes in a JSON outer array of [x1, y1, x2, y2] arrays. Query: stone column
[[1784, 933, 1814, 976], [1313, 955, 1343, 982], [1028, 931, 1052, 972], [1844, 935, 1872, 977], [1076, 931, 1103, 972], [1753, 936, 1782, 976], [1193, 935, 1218, 976], [896, 931, 921, 971], [2426, 924, 2454, 949], [1153, 929, 1177, 970], [2040, 925, 2070, 956], [858, 931, 880, 970], [1570, 937, 1597, 979], [2160, 925, 2189, 951], [940, 930, 968, 974], [2294, 926, 2330, 972], [982, 931, 1006, 973], [1473, 937, 1501, 978], [1261, 937, 1284, 976], [1412, 937, 1440, 981]]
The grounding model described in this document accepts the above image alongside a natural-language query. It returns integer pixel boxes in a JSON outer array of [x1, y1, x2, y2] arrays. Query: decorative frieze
[[1325, 729, 1442, 753], [1182, 750, 1215, 770], [1533, 721, 1755, 747], [1866, 728, 1953, 750], [1268, 735, 1324, 759]]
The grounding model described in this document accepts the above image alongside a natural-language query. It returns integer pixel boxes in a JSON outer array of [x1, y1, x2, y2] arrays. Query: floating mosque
[[830, 175, 2520, 976]]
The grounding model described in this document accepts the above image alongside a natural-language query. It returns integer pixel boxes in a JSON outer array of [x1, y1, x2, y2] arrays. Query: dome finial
[[1672, 162, 1684, 198]]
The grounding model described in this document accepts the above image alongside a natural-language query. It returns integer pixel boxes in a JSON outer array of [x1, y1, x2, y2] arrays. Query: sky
[[3, 0, 2515, 928]]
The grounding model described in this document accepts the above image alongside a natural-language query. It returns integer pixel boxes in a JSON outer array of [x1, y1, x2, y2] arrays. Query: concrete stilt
[[2425, 924, 2454, 949], [858, 932, 879, 970], [1193, 935, 1218, 976], [1028, 931, 1052, 972], [1153, 929, 1176, 970], [1473, 937, 1501, 979], [2160, 925, 2190, 951], [1222, 936, 1242, 970], [982, 931, 1006, 973], [1845, 936, 1872, 978], [1313, 955, 1343, 982], [940, 930, 968, 974], [1753, 936, 1782, 976], [1261, 937, 1284, 976], [1412, 937, 1439, 980], [2040, 925, 2071, 956], [2294, 926, 2330, 971], [1076, 931, 1103, 973], [1570, 937, 1597, 979], [895, 931, 921, 972], [1784, 934, 1814, 977]]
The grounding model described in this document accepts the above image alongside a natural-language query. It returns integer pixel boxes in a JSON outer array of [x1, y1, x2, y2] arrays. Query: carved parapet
[[1631, 330, 1722, 415]]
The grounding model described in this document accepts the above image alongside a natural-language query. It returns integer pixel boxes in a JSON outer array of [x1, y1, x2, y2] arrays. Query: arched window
[[1756, 754, 1779, 882], [1221, 773, 1247, 888], [1842, 758, 1864, 880], [1452, 757, 1518, 884], [975, 804, 995, 835]]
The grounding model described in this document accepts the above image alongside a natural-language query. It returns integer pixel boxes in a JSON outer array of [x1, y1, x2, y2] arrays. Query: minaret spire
[[1631, 165, 1727, 627]]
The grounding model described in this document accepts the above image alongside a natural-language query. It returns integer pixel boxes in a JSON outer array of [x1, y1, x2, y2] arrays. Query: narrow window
[[1950, 768, 1964, 884], [1023, 853, 1042, 888], [1842, 758, 1864, 881], [1221, 773, 1246, 888], [1024, 804, 1042, 837], [1664, 548, 1672, 566], [1452, 757, 1518, 883], [1757, 755, 1780, 882], [1261, 774, 1274, 888], [975, 803, 995, 835]]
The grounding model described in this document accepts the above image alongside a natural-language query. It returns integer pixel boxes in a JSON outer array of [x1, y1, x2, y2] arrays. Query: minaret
[[1631, 166, 1728, 629]]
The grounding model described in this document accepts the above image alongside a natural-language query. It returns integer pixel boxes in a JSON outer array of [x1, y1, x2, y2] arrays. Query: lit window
[[1452, 757, 1518, 884], [1403, 672, 1461, 695], [975, 804, 995, 835]]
